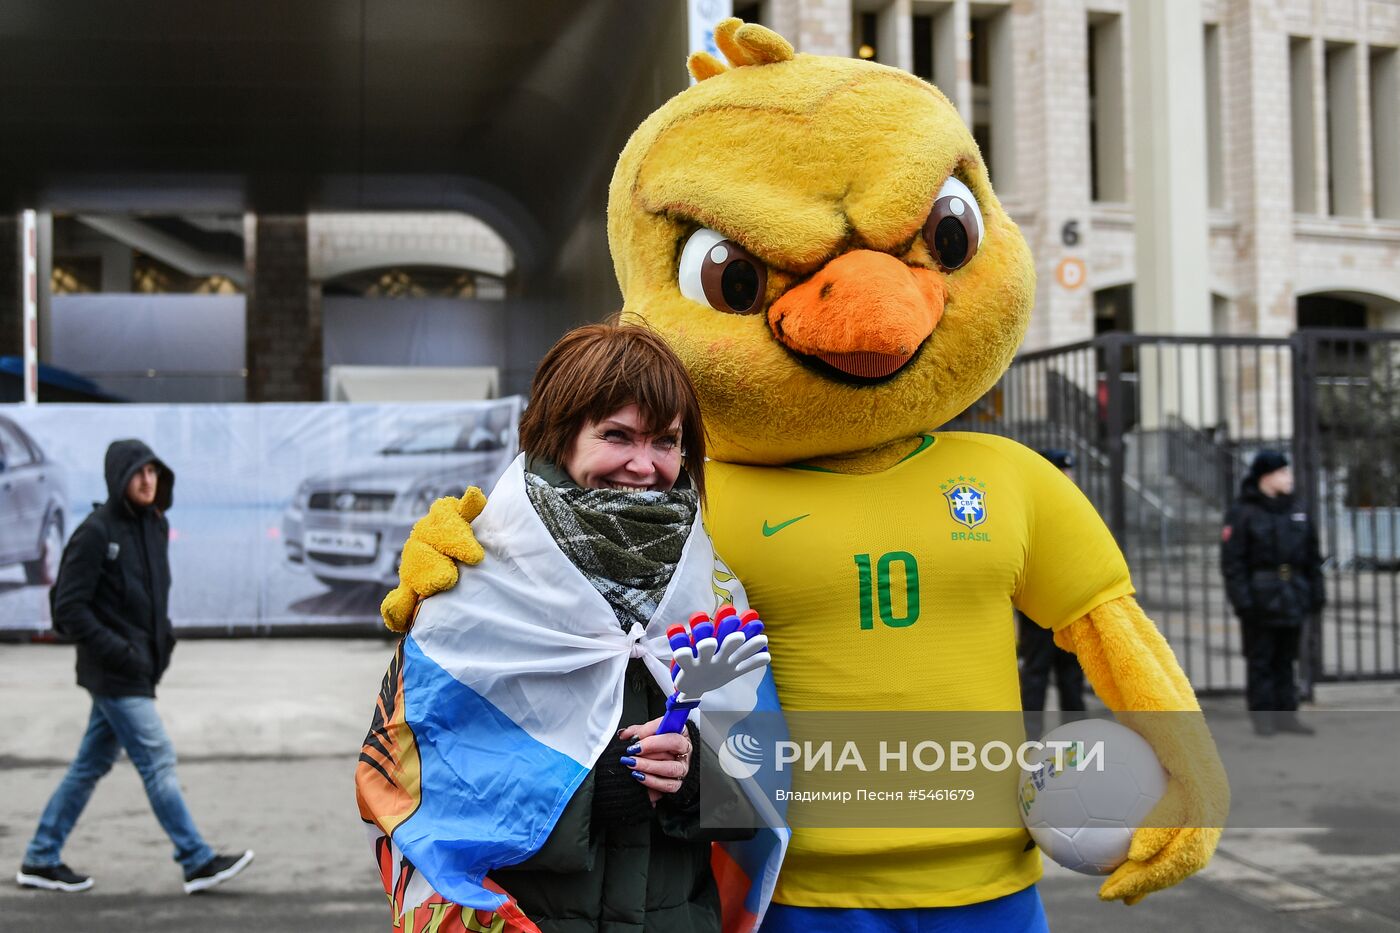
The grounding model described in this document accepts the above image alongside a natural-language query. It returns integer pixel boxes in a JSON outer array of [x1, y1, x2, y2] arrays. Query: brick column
[[245, 214, 322, 402], [948, 0, 973, 124], [789, 0, 851, 56], [1016, 0, 1095, 351], [1224, 0, 1295, 338], [0, 214, 19, 358], [1221, 0, 1296, 439], [1130, 0, 1211, 336]]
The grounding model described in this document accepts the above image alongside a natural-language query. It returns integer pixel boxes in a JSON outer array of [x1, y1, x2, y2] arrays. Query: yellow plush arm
[[379, 487, 488, 632], [1053, 596, 1230, 905]]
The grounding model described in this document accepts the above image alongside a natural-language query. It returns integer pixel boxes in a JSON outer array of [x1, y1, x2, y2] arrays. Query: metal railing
[[952, 331, 1400, 693]]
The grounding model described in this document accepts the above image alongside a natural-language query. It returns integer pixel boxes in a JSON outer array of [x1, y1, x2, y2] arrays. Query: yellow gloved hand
[[1055, 597, 1230, 905], [379, 487, 488, 632], [1098, 774, 1224, 905]]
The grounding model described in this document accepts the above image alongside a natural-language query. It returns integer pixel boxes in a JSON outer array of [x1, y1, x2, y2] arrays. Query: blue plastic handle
[[657, 692, 701, 735]]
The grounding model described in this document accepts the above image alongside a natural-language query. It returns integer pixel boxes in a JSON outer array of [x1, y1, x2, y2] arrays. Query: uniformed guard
[[1220, 450, 1325, 735]]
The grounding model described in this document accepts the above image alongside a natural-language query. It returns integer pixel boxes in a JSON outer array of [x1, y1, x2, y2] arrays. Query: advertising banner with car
[[0, 399, 520, 633]]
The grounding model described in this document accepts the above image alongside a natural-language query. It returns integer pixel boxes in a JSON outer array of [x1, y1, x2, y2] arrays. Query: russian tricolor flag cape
[[357, 456, 788, 932]]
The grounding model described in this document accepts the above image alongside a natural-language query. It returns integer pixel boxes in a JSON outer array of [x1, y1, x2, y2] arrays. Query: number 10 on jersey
[[854, 551, 921, 629]]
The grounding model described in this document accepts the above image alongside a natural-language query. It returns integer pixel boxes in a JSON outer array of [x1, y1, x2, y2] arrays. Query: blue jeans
[[24, 694, 215, 875]]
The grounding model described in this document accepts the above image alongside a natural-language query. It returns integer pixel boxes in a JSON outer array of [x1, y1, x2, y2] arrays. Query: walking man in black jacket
[[1221, 449, 1325, 736], [16, 440, 253, 894]]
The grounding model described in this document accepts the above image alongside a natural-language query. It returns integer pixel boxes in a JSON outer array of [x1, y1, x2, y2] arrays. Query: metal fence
[[951, 330, 1400, 694]]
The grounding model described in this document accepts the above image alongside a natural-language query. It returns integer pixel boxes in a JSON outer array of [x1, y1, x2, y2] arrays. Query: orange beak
[[767, 250, 946, 379]]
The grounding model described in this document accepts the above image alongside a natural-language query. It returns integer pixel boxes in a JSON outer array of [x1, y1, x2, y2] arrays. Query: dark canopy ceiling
[[0, 1, 685, 233]]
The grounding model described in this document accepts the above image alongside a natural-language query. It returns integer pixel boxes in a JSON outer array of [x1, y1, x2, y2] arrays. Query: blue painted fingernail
[[631, 771, 647, 781], [626, 743, 641, 755], [620, 756, 637, 768]]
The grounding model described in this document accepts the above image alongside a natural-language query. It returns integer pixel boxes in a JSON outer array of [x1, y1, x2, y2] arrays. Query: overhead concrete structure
[[309, 213, 513, 284], [0, 1, 689, 396]]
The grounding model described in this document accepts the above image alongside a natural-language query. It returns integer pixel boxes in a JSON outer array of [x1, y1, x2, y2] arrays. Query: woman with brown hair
[[358, 322, 774, 933]]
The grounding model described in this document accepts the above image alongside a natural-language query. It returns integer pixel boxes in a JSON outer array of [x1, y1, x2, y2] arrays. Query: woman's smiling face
[[564, 404, 683, 492]]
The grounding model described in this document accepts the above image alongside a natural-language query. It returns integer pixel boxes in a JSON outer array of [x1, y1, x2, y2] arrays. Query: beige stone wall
[[1018, 0, 1097, 349], [1293, 223, 1400, 308], [763, 0, 1400, 350], [1090, 206, 1136, 293], [767, 0, 852, 55]]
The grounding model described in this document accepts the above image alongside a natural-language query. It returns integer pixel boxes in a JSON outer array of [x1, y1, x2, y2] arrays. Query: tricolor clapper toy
[[658, 605, 770, 735]]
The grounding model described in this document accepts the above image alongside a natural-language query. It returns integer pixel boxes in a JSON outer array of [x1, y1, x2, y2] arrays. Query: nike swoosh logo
[[762, 514, 811, 537]]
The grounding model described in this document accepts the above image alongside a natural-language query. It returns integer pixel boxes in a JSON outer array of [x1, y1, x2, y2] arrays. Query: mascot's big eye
[[922, 176, 985, 272], [678, 228, 767, 315]]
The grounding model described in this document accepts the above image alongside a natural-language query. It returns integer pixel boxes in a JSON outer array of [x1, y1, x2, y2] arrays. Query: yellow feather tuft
[[734, 22, 794, 64], [713, 18, 755, 67], [687, 51, 728, 82], [712, 18, 795, 68], [704, 18, 795, 75]]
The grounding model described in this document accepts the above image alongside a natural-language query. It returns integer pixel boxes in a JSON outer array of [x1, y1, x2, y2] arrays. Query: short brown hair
[[519, 322, 707, 500]]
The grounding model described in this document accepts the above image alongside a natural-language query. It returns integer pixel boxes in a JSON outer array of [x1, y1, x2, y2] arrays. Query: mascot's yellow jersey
[[704, 431, 1134, 909]]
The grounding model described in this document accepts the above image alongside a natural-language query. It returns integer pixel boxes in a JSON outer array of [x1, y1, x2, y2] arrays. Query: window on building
[[1088, 13, 1126, 203], [1325, 42, 1362, 217], [970, 8, 1014, 192], [1203, 23, 1225, 209], [854, 10, 879, 60], [970, 16, 988, 86], [911, 1, 957, 94], [1289, 37, 1317, 214], [1371, 46, 1400, 220], [852, 2, 902, 67], [1298, 294, 1369, 379], [1211, 293, 1231, 336], [1093, 286, 1137, 395], [970, 17, 991, 175], [1298, 294, 1367, 330], [1094, 285, 1134, 334], [733, 2, 764, 25], [50, 214, 245, 295], [913, 12, 934, 80]]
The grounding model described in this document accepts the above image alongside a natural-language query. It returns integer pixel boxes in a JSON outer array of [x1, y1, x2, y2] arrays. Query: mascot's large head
[[608, 19, 1035, 466]]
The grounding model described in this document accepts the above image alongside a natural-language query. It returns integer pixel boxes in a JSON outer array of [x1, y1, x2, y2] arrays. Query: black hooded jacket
[[51, 439, 176, 697], [1221, 481, 1324, 626]]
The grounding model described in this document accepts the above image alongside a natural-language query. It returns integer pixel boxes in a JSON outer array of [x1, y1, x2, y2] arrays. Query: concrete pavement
[[2, 639, 1397, 932]]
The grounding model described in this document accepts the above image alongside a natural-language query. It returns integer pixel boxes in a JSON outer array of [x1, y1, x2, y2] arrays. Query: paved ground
[[1, 639, 1397, 932]]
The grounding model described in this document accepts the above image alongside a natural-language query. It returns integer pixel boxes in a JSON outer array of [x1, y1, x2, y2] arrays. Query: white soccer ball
[[1017, 719, 1169, 875]]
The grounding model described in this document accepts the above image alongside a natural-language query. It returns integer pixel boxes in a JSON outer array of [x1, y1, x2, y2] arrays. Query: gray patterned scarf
[[524, 469, 698, 633]]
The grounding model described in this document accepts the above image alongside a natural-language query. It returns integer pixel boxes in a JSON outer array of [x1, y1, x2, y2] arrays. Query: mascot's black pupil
[[721, 260, 760, 311], [934, 216, 968, 268]]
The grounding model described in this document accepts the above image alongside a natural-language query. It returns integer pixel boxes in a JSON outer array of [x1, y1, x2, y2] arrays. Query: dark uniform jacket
[[51, 439, 176, 697], [493, 658, 756, 933], [1221, 484, 1324, 627]]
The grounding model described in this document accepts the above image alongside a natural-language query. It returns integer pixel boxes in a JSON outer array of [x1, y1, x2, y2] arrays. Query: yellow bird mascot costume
[[382, 19, 1228, 931]]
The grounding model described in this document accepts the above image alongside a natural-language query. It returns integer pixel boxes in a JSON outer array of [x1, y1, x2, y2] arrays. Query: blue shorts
[[760, 885, 1049, 933]]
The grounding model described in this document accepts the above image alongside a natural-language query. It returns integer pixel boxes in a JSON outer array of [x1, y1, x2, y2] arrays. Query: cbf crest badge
[[941, 476, 988, 528]]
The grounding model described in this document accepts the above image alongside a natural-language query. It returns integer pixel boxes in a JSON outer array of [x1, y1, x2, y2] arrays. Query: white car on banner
[[283, 409, 515, 590], [0, 413, 68, 586]]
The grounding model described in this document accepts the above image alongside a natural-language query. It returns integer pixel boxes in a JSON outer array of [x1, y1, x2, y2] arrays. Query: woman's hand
[[618, 717, 692, 804]]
